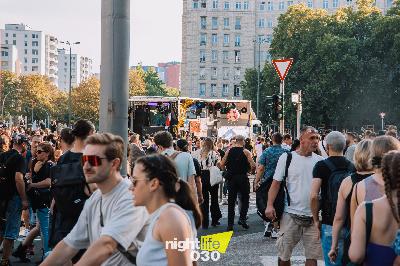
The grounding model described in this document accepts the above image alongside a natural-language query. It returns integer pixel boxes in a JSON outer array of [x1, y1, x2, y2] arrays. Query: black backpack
[[50, 152, 89, 219], [256, 152, 292, 222], [324, 159, 353, 223], [0, 151, 18, 200]]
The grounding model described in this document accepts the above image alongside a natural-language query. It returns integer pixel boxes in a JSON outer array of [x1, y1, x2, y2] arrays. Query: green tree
[[71, 77, 100, 124]]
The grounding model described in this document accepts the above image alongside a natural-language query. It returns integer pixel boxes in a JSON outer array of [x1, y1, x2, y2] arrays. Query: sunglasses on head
[[81, 155, 108, 167]]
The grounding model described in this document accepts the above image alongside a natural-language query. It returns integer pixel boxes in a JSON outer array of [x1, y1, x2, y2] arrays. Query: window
[[224, 17, 230, 28], [244, 1, 249, 9], [200, 67, 206, 79], [234, 85, 240, 97], [323, 0, 328, 8], [199, 83, 206, 96], [267, 1, 273, 10], [258, 35, 265, 43], [32, 66, 39, 71], [32, 49, 39, 55], [13, 33, 16, 38], [1, 51, 8, 56], [193, 0, 199, 8], [267, 20, 273, 28], [200, 33, 207, 46], [260, 2, 265, 10], [223, 34, 230, 46], [32, 41, 38, 46], [212, 0, 219, 8], [25, 34, 27, 38], [5, 33, 8, 37], [24, 58, 27, 63], [222, 84, 229, 96], [235, 17, 241, 29], [65, 62, 68, 66], [201, 0, 207, 8], [212, 34, 218, 45], [279, 1, 285, 9], [266, 34, 273, 43], [234, 67, 241, 79], [258, 18, 265, 28], [24, 66, 27, 71], [212, 17, 218, 29], [224, 1, 230, 9], [234, 50, 241, 63], [235, 1, 242, 9], [211, 67, 218, 78], [200, 16, 207, 29], [333, 0, 338, 7], [307, 0, 313, 7], [347, 0, 352, 4], [5, 40, 8, 44], [211, 84, 217, 96], [223, 67, 229, 79], [32, 34, 39, 38], [212, 50, 218, 62], [288, 0, 293, 6], [32, 58, 38, 64], [200, 50, 206, 62], [223, 51, 229, 63], [235, 35, 241, 46]]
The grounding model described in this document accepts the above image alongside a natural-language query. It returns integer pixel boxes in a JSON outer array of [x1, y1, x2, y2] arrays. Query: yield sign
[[272, 58, 293, 81]]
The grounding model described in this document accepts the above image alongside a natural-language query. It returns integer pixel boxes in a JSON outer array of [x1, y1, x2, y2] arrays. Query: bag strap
[[169, 151, 181, 160], [117, 244, 136, 265], [365, 202, 373, 247], [283, 152, 292, 206], [324, 159, 337, 172]]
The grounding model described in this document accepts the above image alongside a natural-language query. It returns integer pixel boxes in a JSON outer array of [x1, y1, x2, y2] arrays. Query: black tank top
[[226, 147, 249, 175]]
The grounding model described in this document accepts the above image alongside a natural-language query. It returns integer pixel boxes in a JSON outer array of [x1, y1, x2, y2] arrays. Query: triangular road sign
[[272, 58, 293, 81]]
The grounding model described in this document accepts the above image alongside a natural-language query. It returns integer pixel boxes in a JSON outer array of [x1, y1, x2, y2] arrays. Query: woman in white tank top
[[131, 154, 202, 266]]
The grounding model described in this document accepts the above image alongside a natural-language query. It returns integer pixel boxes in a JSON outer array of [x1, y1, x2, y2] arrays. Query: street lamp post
[[380, 112, 386, 131], [253, 38, 266, 119], [1, 91, 12, 122], [60, 41, 80, 127]]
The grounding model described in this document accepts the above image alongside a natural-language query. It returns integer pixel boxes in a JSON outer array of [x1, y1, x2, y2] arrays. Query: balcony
[[199, 74, 206, 80], [200, 57, 206, 63], [235, 42, 240, 47]]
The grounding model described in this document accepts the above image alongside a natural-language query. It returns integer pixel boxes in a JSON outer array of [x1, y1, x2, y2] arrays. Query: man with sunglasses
[[42, 133, 148, 266]]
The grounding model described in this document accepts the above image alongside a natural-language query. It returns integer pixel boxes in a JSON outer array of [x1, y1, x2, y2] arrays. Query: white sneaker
[[271, 228, 279, 239]]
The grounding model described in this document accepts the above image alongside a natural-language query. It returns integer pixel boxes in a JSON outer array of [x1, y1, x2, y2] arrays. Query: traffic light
[[264, 95, 274, 121], [272, 94, 283, 121]]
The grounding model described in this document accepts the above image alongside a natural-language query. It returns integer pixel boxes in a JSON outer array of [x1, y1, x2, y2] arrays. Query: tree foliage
[[71, 77, 100, 123], [242, 2, 400, 129]]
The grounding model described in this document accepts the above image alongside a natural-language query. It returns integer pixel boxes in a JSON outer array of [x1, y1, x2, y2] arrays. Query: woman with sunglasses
[[132, 154, 202, 266], [13, 142, 55, 262]]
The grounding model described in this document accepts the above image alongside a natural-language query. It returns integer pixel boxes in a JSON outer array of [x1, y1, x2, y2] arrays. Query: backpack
[[324, 159, 353, 223], [256, 152, 292, 222], [50, 152, 89, 220], [0, 151, 18, 200]]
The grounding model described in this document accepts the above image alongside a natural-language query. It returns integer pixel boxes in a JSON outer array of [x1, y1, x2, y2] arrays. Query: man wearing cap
[[0, 134, 29, 266]]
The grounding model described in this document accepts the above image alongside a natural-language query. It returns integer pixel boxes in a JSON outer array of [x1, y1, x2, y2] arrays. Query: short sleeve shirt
[[273, 152, 324, 216], [64, 179, 149, 266], [1, 149, 26, 196], [312, 156, 355, 225], [162, 149, 196, 182], [258, 145, 287, 182]]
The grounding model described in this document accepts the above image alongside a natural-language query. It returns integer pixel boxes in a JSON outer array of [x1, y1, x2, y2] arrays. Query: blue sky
[[0, 0, 183, 72]]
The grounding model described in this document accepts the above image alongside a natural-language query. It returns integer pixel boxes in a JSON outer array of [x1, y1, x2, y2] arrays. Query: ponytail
[[175, 179, 203, 228]]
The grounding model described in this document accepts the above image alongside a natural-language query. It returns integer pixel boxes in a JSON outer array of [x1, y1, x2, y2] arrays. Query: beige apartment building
[[181, 0, 392, 99]]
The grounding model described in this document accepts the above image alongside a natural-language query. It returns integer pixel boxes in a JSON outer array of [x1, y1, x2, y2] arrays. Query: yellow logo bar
[[200, 231, 233, 254]]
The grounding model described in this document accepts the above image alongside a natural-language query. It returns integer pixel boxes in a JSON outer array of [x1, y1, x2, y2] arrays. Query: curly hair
[[382, 150, 400, 222]]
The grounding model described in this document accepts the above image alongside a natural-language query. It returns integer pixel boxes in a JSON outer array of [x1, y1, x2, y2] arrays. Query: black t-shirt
[[312, 156, 355, 225], [58, 150, 83, 165], [1, 149, 27, 196], [193, 158, 201, 177], [32, 160, 53, 184]]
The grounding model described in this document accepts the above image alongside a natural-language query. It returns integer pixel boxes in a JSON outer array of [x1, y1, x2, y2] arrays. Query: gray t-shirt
[[162, 149, 196, 182], [64, 179, 149, 266], [345, 144, 356, 163]]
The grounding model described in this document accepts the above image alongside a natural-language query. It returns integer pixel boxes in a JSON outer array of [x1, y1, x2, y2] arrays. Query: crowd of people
[[0, 120, 399, 265]]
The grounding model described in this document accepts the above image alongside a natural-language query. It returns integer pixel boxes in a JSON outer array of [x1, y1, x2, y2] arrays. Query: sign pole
[[280, 80, 284, 134], [297, 90, 302, 139]]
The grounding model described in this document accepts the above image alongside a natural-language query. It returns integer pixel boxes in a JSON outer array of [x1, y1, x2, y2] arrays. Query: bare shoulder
[[159, 205, 190, 228]]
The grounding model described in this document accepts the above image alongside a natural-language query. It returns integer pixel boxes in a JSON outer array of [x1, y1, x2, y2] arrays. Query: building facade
[[157, 62, 181, 89], [181, 0, 392, 99], [0, 44, 21, 74]]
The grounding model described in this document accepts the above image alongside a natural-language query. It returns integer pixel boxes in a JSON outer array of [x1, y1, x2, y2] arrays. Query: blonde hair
[[371, 136, 400, 168], [354, 139, 373, 172]]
